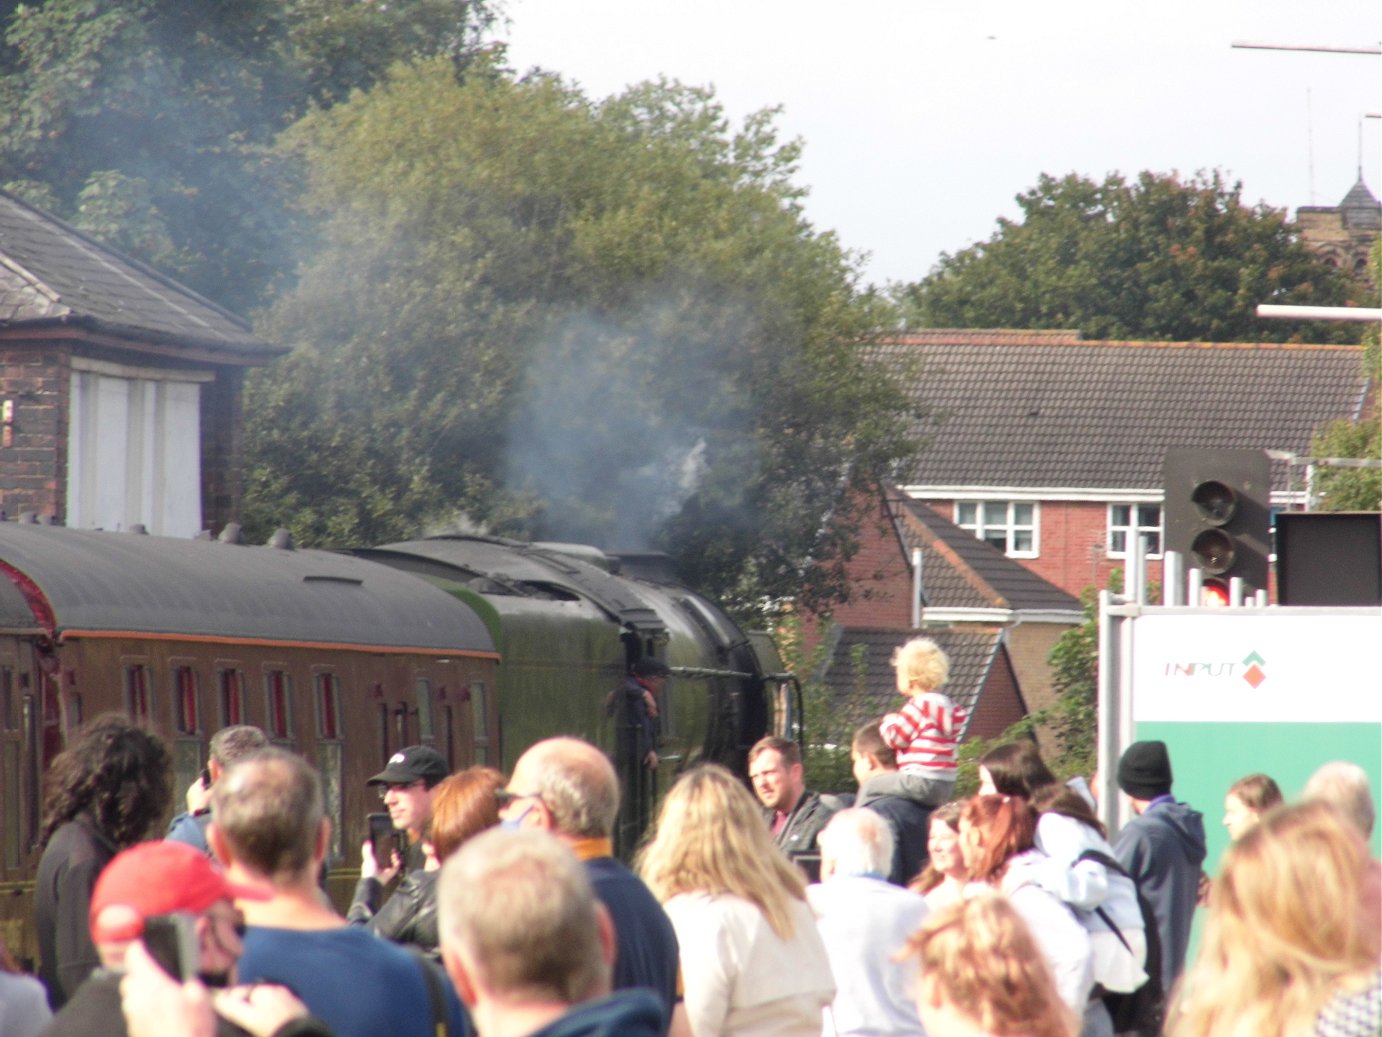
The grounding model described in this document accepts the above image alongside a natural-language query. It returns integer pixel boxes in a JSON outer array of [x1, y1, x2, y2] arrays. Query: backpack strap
[[1075, 849, 1134, 954]]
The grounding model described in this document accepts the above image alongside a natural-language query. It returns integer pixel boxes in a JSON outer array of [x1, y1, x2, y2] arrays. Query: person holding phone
[[167, 726, 269, 859], [39, 840, 327, 1037]]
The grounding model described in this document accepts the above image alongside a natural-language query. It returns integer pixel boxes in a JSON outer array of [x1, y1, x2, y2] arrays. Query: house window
[[1108, 504, 1163, 558], [955, 501, 1038, 556], [66, 362, 211, 538]]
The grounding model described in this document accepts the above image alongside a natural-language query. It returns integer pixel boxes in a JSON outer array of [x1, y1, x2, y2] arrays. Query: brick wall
[[933, 499, 1165, 600], [0, 345, 69, 521]]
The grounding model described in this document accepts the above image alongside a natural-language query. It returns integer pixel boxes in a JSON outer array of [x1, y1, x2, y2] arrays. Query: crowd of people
[[1, 636, 1377, 1037]]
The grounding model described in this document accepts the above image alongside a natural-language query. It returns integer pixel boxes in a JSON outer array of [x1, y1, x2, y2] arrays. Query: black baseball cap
[[366, 745, 449, 788]]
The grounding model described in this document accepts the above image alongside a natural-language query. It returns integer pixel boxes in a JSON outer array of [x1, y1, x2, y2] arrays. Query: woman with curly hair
[[1167, 800, 1380, 1037], [36, 713, 171, 1008], [637, 764, 835, 1037], [903, 891, 1078, 1037]]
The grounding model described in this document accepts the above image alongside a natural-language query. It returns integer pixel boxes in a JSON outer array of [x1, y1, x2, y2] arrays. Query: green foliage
[[898, 170, 1370, 344], [1308, 239, 1382, 512], [0, 0, 494, 313], [246, 62, 920, 614]]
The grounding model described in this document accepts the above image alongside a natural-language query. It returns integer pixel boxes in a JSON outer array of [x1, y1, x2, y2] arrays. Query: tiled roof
[[814, 624, 1003, 742], [886, 491, 1081, 613], [869, 333, 1369, 490], [0, 189, 281, 358]]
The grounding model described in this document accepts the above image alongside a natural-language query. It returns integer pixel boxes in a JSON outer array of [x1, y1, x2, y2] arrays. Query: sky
[[494, 1, 1381, 287]]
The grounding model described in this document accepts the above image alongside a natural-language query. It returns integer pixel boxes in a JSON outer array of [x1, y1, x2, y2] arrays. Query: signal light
[[1200, 578, 1231, 607], [1164, 449, 1271, 599]]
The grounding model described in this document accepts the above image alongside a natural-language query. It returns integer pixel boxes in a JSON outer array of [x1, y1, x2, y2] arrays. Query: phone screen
[[142, 913, 200, 981], [367, 812, 400, 868]]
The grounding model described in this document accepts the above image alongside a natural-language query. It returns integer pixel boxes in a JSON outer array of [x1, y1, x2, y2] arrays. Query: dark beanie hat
[[1117, 740, 1173, 799]]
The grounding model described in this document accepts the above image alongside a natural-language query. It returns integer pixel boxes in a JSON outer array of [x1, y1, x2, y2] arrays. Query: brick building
[[867, 330, 1371, 601], [1297, 176, 1381, 288], [0, 190, 285, 535], [806, 486, 1083, 752]]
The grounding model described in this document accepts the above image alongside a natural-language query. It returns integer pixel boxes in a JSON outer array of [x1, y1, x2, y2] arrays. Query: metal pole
[[1257, 304, 1382, 322], [1231, 41, 1381, 56], [1163, 549, 1185, 606], [911, 548, 922, 629]]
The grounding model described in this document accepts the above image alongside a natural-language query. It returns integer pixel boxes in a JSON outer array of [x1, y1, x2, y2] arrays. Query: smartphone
[[142, 912, 201, 981], [367, 811, 400, 868]]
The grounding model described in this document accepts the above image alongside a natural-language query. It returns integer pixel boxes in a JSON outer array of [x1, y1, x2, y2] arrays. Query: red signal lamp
[[1200, 578, 1231, 608]]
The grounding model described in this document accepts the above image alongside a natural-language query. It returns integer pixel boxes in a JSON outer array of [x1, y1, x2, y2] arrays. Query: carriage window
[[414, 678, 434, 741], [315, 672, 341, 740], [125, 665, 153, 723], [470, 681, 488, 765], [218, 668, 245, 726], [173, 666, 200, 735], [0, 667, 13, 730], [265, 670, 293, 740]]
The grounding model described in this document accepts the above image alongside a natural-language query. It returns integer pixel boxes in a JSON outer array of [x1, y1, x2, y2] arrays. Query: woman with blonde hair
[[903, 891, 1078, 1037], [638, 764, 835, 1037], [1167, 800, 1380, 1037]]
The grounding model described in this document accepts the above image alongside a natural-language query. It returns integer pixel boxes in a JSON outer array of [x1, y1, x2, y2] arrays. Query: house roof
[[869, 333, 1369, 491], [0, 189, 282, 360], [885, 490, 1081, 613], [814, 624, 1003, 742]]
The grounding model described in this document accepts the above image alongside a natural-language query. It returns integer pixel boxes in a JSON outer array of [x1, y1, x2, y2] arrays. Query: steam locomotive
[[0, 522, 795, 965]]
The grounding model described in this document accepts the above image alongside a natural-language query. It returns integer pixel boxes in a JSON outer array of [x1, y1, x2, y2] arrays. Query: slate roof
[[0, 189, 281, 359], [0, 523, 495, 655], [868, 333, 1370, 490], [814, 625, 1003, 741], [885, 490, 1081, 613]]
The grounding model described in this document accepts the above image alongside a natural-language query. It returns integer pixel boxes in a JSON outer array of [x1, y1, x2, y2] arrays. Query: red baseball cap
[[89, 840, 270, 943]]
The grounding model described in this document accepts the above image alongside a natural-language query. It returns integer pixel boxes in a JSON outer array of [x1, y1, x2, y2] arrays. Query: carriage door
[[0, 642, 36, 966]]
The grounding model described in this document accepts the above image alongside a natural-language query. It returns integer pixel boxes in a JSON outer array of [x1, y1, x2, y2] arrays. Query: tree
[[898, 170, 1372, 343], [0, 0, 494, 313], [1308, 239, 1382, 511], [245, 61, 920, 615]]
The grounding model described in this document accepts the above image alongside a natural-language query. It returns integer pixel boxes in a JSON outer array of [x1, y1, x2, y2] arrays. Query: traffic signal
[[1163, 449, 1272, 599]]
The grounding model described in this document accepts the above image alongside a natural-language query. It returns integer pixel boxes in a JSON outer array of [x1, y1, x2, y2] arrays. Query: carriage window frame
[[263, 667, 294, 742], [170, 661, 202, 736], [217, 664, 246, 727], [123, 661, 154, 724], [314, 669, 342, 741]]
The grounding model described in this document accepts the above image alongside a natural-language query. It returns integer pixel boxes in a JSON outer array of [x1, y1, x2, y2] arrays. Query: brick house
[[0, 190, 285, 536], [807, 486, 1083, 753], [866, 330, 1372, 601]]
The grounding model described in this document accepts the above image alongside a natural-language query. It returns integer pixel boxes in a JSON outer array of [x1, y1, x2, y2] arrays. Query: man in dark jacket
[[849, 720, 932, 886], [437, 828, 663, 1037], [1112, 740, 1207, 994], [748, 736, 843, 882]]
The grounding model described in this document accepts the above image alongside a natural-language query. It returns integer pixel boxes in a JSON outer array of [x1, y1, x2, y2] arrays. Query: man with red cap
[[40, 840, 328, 1037]]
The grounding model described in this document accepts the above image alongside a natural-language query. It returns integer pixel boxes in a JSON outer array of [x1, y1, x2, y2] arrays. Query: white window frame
[[954, 500, 1039, 558], [1107, 503, 1164, 559], [67, 358, 212, 537]]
